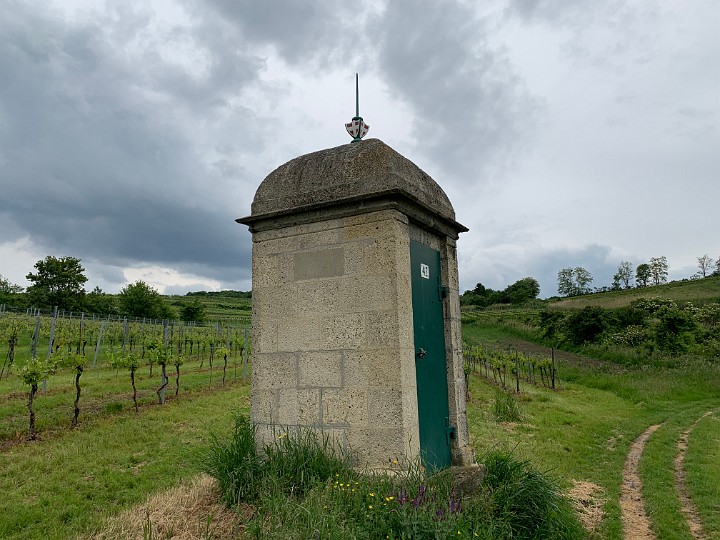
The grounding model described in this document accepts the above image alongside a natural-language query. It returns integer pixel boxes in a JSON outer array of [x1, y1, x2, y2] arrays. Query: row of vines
[[463, 342, 558, 396], [0, 310, 251, 441]]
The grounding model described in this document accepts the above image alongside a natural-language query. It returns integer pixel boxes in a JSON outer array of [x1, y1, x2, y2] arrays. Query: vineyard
[[464, 343, 557, 393], [0, 308, 251, 443]]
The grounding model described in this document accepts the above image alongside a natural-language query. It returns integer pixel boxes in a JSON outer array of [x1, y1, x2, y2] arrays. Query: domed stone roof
[[239, 139, 466, 235]]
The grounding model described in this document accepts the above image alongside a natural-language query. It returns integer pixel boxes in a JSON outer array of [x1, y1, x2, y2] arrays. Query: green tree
[[502, 277, 540, 304], [0, 274, 23, 294], [26, 256, 88, 311], [696, 254, 714, 278], [84, 286, 117, 315], [0, 274, 25, 308], [564, 306, 609, 345], [649, 256, 669, 285], [612, 261, 634, 290], [179, 299, 206, 322], [118, 281, 173, 320], [460, 283, 499, 307], [557, 267, 593, 297], [636, 263, 651, 287]]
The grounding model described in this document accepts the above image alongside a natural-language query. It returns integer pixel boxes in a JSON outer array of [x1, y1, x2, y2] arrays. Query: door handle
[[417, 348, 427, 358]]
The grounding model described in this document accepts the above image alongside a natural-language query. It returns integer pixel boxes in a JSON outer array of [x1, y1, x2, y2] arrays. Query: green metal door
[[410, 240, 452, 471]]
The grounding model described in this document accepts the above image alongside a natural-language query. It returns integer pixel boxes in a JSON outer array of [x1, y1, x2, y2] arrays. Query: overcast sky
[[1, 0, 718, 298]]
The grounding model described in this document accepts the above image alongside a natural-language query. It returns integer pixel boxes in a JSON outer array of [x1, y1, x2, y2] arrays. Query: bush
[[564, 306, 609, 345]]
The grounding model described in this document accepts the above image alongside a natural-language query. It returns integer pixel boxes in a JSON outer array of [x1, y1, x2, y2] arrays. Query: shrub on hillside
[[564, 306, 609, 345]]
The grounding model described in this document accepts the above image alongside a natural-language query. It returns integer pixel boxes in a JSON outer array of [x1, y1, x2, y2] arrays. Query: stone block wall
[[250, 209, 422, 468]]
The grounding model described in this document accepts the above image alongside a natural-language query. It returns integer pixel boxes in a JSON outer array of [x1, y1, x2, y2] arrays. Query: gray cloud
[[0, 2, 257, 288], [369, 0, 537, 181]]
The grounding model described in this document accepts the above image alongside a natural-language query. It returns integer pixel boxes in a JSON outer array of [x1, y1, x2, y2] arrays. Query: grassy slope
[[463, 317, 720, 539], [0, 383, 250, 540], [0, 354, 251, 442], [547, 275, 720, 309], [165, 294, 252, 324], [685, 413, 720, 540]]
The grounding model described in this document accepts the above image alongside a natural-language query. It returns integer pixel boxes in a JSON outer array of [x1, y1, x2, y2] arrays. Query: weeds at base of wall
[[203, 413, 584, 539]]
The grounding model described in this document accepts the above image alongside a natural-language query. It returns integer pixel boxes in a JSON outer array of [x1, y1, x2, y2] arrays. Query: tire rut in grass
[[674, 410, 716, 540], [621, 423, 662, 540]]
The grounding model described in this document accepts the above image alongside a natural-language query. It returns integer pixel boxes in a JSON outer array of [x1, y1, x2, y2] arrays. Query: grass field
[[1, 299, 719, 538], [462, 321, 720, 539], [549, 275, 720, 309]]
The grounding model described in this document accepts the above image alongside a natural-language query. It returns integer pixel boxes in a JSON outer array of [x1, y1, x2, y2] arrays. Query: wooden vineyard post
[[515, 351, 520, 393], [551, 348, 556, 389], [243, 327, 248, 382], [92, 320, 105, 368]]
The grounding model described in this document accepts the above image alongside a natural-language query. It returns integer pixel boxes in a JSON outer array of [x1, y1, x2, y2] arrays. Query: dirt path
[[674, 411, 716, 540], [620, 423, 662, 540]]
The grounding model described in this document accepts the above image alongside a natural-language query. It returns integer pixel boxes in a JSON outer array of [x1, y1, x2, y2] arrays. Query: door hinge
[[445, 418, 457, 445]]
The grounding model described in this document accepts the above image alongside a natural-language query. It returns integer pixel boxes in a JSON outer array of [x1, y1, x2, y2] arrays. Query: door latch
[[416, 348, 427, 358]]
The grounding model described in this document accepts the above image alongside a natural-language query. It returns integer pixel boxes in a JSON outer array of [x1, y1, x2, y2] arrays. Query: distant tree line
[[186, 290, 252, 299], [556, 254, 720, 298], [0, 255, 249, 322], [461, 277, 541, 307]]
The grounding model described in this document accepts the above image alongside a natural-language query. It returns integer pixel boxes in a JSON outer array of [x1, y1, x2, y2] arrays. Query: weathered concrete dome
[[246, 139, 460, 226]]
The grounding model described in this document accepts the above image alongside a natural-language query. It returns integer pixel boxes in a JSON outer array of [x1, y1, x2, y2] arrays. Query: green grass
[[685, 412, 720, 539], [548, 275, 720, 310], [2, 313, 719, 539], [205, 416, 584, 539], [463, 322, 720, 539], [640, 407, 715, 540], [0, 352, 251, 442], [0, 383, 250, 540]]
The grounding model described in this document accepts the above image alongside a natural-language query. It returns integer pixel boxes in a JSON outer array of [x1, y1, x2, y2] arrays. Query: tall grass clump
[[493, 390, 524, 423], [482, 449, 584, 539], [204, 414, 262, 505], [203, 414, 347, 505], [204, 415, 584, 539]]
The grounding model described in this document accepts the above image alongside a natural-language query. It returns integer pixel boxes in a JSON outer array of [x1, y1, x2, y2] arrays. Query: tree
[[636, 263, 651, 287], [84, 286, 117, 315], [557, 267, 593, 297], [179, 299, 206, 322], [460, 283, 499, 307], [118, 281, 173, 320], [26, 256, 88, 311], [612, 261, 634, 290], [502, 277, 540, 304], [649, 256, 669, 286], [696, 254, 714, 278], [0, 274, 23, 294]]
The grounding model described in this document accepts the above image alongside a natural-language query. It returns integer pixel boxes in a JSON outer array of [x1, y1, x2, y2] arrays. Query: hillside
[[166, 291, 252, 324], [548, 275, 720, 310]]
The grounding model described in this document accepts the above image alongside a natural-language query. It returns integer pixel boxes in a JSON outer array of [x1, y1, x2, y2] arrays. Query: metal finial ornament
[[345, 73, 369, 143]]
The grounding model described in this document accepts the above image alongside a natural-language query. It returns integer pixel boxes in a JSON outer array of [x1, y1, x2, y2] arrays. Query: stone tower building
[[238, 139, 472, 470]]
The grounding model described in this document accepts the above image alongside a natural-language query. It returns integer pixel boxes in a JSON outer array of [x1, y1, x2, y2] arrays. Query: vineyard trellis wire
[[0, 306, 252, 439], [463, 340, 558, 398]]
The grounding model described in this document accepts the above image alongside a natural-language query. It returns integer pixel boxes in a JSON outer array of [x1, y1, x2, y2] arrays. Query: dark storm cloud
[[368, 0, 536, 181], [199, 0, 363, 67], [0, 2, 258, 285]]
